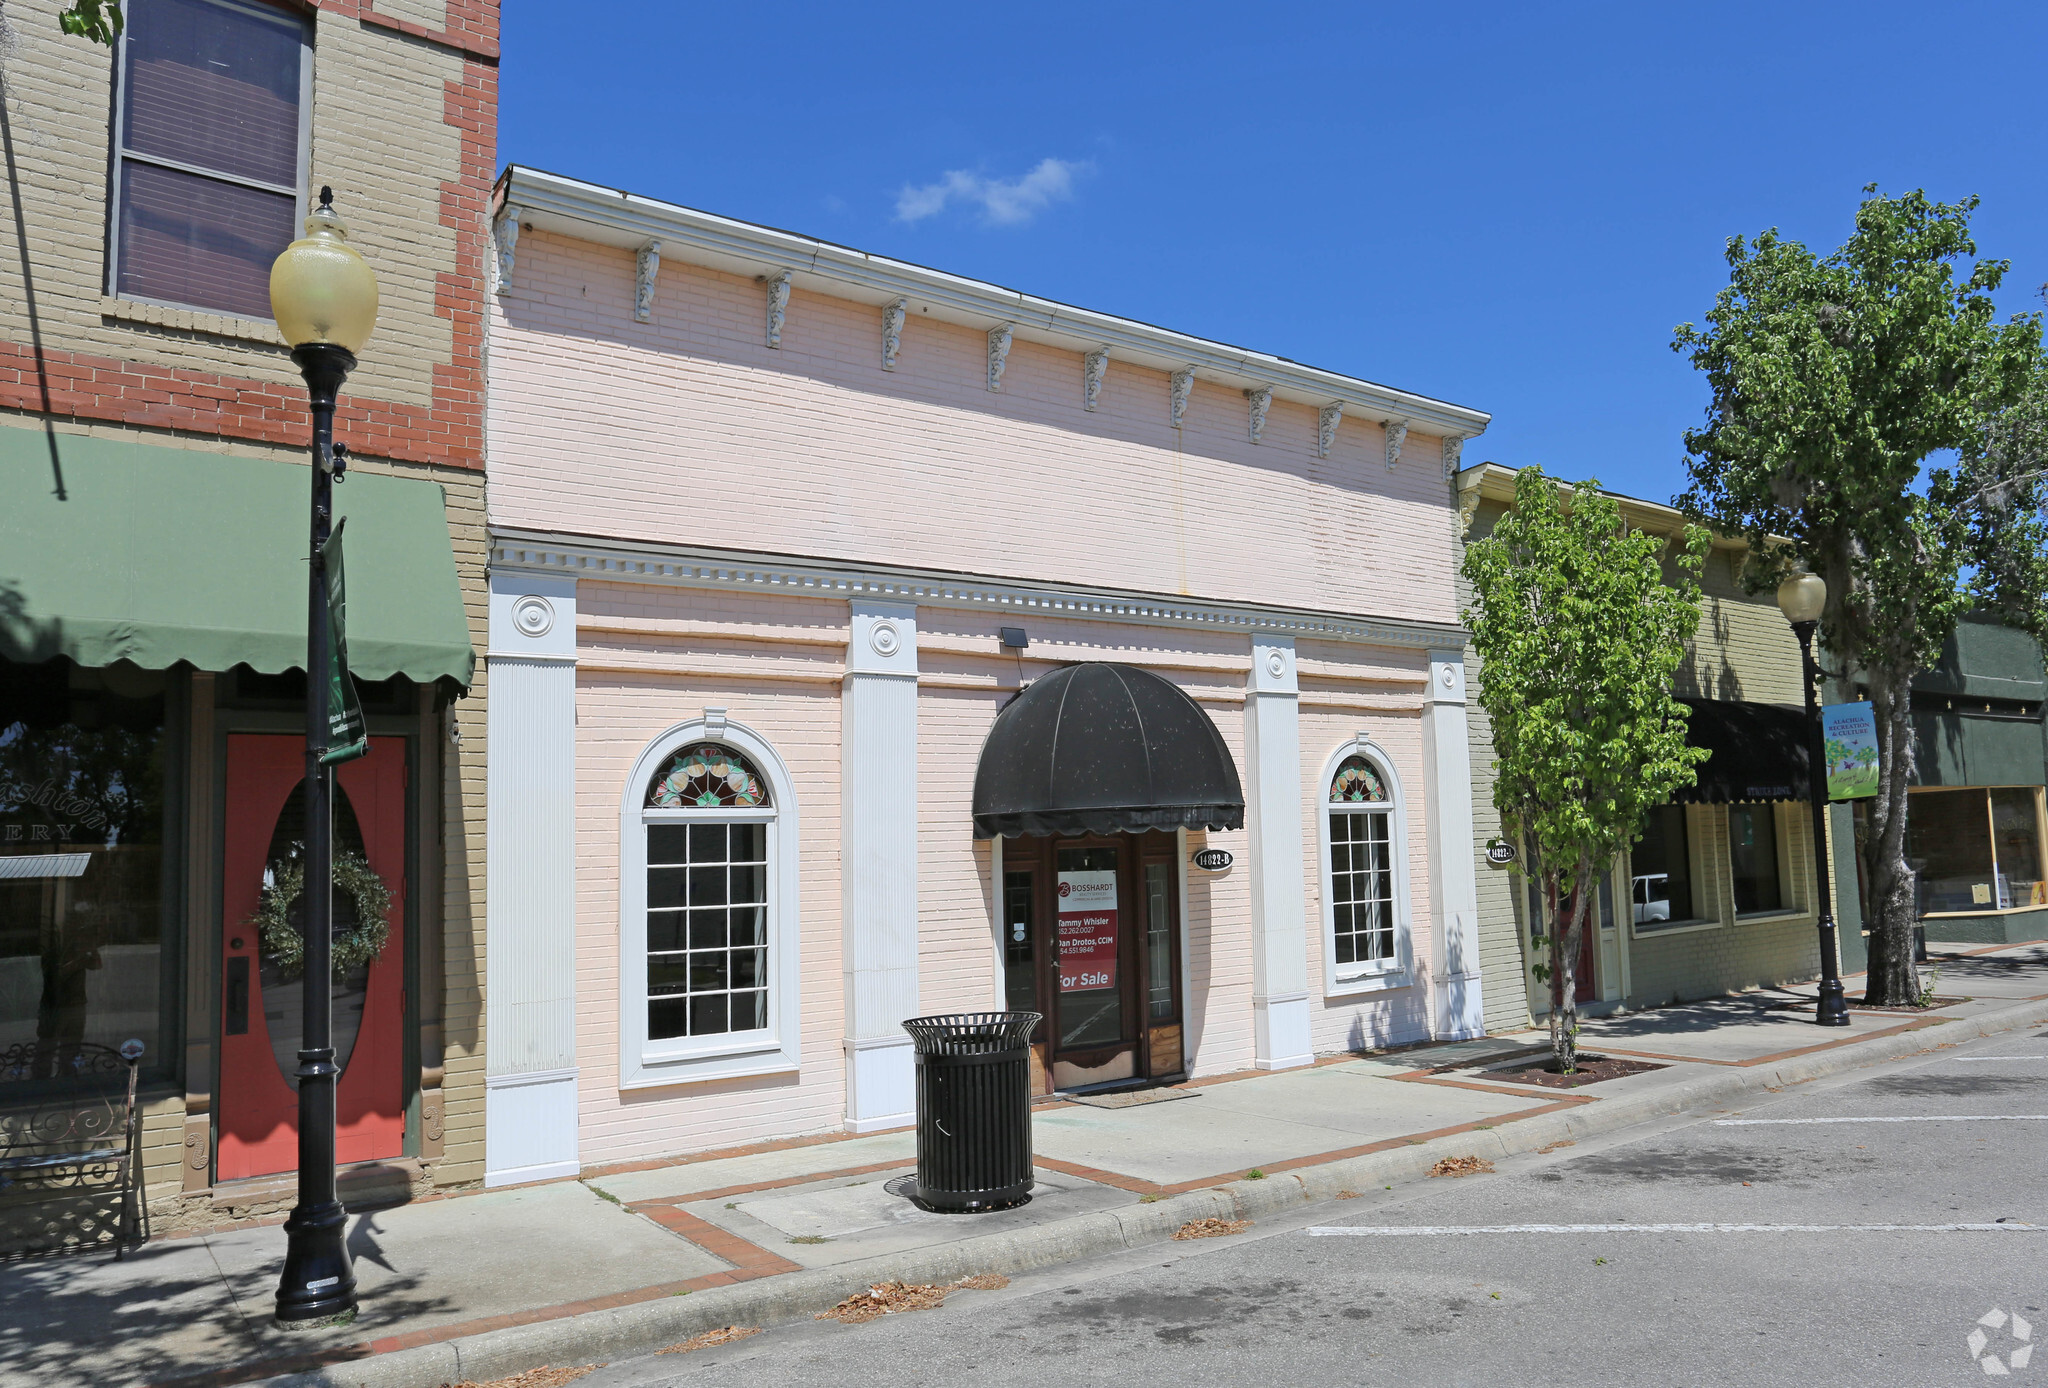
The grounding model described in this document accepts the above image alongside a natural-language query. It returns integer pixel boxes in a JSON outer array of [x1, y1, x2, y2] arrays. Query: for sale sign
[[1056, 870, 1118, 993]]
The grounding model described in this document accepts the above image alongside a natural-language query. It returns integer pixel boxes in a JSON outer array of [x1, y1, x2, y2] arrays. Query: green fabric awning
[[1, 424, 474, 687]]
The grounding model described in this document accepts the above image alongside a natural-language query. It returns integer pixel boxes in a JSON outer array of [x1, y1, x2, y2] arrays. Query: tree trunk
[[1861, 664, 1923, 1005], [1549, 863, 1593, 1073]]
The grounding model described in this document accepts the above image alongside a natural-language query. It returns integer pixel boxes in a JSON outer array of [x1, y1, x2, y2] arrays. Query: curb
[[262, 994, 2048, 1388]]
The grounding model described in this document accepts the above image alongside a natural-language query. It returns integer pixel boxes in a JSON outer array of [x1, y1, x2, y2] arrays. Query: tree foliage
[[1672, 187, 2047, 1004], [58, 1, 122, 44], [1464, 466, 1709, 1070]]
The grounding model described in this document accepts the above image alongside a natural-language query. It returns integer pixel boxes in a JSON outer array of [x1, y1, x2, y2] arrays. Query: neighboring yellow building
[[1456, 463, 1830, 1027]]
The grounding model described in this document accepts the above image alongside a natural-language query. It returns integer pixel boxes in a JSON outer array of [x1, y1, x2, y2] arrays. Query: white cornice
[[490, 528, 1469, 652], [495, 166, 1492, 440]]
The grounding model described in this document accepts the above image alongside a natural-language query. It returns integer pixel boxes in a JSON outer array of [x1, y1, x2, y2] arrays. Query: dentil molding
[[491, 529, 1470, 652]]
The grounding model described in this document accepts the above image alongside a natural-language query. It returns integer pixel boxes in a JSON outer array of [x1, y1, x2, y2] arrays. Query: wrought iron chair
[[0, 1039, 147, 1259]]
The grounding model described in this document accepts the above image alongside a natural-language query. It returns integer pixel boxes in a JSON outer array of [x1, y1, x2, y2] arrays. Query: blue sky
[[501, 2, 2047, 504]]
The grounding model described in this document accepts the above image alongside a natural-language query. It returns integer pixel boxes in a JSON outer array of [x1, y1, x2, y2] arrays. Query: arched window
[[621, 722, 799, 1087], [1318, 742, 1413, 994]]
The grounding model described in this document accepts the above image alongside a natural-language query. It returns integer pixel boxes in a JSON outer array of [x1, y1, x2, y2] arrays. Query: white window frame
[[105, 0, 314, 312], [1317, 737, 1415, 997], [617, 717, 801, 1089]]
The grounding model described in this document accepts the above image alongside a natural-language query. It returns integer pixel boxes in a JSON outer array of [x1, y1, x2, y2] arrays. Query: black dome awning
[[1672, 697, 1812, 803], [972, 662, 1246, 839]]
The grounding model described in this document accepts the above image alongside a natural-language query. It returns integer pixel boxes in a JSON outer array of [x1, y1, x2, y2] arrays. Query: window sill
[[1922, 903, 2048, 918], [1326, 968, 1410, 998], [1630, 917, 1720, 940], [1734, 908, 1811, 927], [620, 1041, 798, 1091], [100, 294, 286, 350]]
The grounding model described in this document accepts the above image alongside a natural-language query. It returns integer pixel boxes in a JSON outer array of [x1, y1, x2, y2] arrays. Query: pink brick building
[[480, 166, 1493, 1180]]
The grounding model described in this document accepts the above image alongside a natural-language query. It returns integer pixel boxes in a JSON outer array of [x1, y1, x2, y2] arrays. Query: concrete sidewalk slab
[[585, 1131, 918, 1204], [1572, 996, 1917, 1064], [709, 1168, 1135, 1268], [1031, 1067, 1546, 1186]]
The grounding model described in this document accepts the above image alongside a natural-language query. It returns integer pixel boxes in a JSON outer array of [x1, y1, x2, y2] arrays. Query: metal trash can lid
[[901, 1011, 1042, 1054]]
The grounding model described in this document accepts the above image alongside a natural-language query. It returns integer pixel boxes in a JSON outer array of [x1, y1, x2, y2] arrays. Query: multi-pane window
[[111, 0, 309, 318], [1328, 754, 1396, 976], [642, 744, 772, 1043]]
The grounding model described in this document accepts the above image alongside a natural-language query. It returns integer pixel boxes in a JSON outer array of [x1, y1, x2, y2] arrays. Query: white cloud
[[895, 158, 1089, 226]]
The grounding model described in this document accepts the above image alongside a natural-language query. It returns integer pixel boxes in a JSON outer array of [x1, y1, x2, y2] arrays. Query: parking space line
[[1714, 1115, 2048, 1126], [1305, 1222, 2043, 1236]]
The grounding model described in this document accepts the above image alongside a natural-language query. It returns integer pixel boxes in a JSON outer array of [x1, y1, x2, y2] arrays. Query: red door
[[218, 734, 407, 1181]]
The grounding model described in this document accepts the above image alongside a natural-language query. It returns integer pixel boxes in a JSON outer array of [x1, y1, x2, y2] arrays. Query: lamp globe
[[270, 187, 379, 354]]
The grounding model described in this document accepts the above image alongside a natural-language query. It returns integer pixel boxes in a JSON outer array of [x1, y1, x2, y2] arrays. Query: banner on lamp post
[[1820, 701, 1879, 801], [319, 520, 369, 766]]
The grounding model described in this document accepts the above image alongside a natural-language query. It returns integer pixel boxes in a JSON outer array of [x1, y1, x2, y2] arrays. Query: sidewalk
[[9, 940, 2045, 1388]]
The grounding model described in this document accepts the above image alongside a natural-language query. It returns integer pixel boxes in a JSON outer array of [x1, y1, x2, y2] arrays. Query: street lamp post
[[1777, 571, 1852, 1029], [267, 187, 380, 1324]]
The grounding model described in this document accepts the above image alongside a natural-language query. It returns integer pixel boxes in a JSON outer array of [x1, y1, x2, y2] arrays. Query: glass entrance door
[[1000, 832, 1182, 1092]]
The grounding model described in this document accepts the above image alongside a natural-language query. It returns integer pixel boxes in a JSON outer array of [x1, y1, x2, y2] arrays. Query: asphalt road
[[586, 1025, 2048, 1388]]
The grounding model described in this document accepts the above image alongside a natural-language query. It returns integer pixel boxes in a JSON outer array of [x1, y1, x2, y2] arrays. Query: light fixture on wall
[[1775, 570, 1851, 1028]]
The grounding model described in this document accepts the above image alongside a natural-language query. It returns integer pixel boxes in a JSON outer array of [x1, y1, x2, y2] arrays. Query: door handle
[[224, 956, 250, 1036]]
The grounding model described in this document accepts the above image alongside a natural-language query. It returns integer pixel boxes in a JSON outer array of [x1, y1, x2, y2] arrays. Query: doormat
[[1061, 1087, 1199, 1109]]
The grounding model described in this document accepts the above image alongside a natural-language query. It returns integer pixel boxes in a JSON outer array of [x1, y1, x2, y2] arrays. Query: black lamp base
[[1815, 977, 1852, 1028], [274, 1196, 357, 1323]]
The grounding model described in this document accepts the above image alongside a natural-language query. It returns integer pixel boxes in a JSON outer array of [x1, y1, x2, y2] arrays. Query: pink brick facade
[[482, 168, 1491, 1172]]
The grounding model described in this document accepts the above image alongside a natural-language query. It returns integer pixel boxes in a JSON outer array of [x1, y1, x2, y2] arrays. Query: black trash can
[[901, 1011, 1041, 1212]]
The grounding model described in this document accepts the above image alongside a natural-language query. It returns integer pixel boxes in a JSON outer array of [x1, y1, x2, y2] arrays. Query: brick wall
[[488, 231, 1463, 623], [0, 0, 497, 471]]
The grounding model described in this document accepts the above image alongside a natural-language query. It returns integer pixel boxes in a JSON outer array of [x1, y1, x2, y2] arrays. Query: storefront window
[[1, 661, 171, 1063], [1632, 804, 1696, 928], [1729, 802, 1784, 916], [1910, 786, 2046, 913]]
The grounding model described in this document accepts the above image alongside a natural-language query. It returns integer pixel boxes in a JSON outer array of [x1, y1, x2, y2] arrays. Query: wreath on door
[[250, 850, 393, 981]]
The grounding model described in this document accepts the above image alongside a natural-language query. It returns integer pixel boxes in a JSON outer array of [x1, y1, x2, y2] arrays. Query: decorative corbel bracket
[[634, 240, 661, 323], [1441, 434, 1465, 480], [882, 298, 907, 371], [1170, 367, 1196, 429], [493, 206, 523, 296], [1083, 347, 1109, 412], [987, 324, 1014, 391], [1244, 386, 1273, 444], [1456, 477, 1484, 537], [1316, 402, 1344, 459], [1385, 417, 1410, 471], [765, 270, 792, 349]]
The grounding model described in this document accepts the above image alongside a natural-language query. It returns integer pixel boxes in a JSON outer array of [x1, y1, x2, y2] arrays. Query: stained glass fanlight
[[1329, 755, 1388, 804], [646, 743, 770, 809]]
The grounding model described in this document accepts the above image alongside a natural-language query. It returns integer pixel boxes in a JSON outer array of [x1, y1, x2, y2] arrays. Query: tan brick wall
[[0, 0, 496, 469]]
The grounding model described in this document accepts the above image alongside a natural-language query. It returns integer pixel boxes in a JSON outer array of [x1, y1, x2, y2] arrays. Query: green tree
[[57, 1, 123, 44], [1673, 188, 2047, 1005], [1464, 466, 1709, 1071]]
